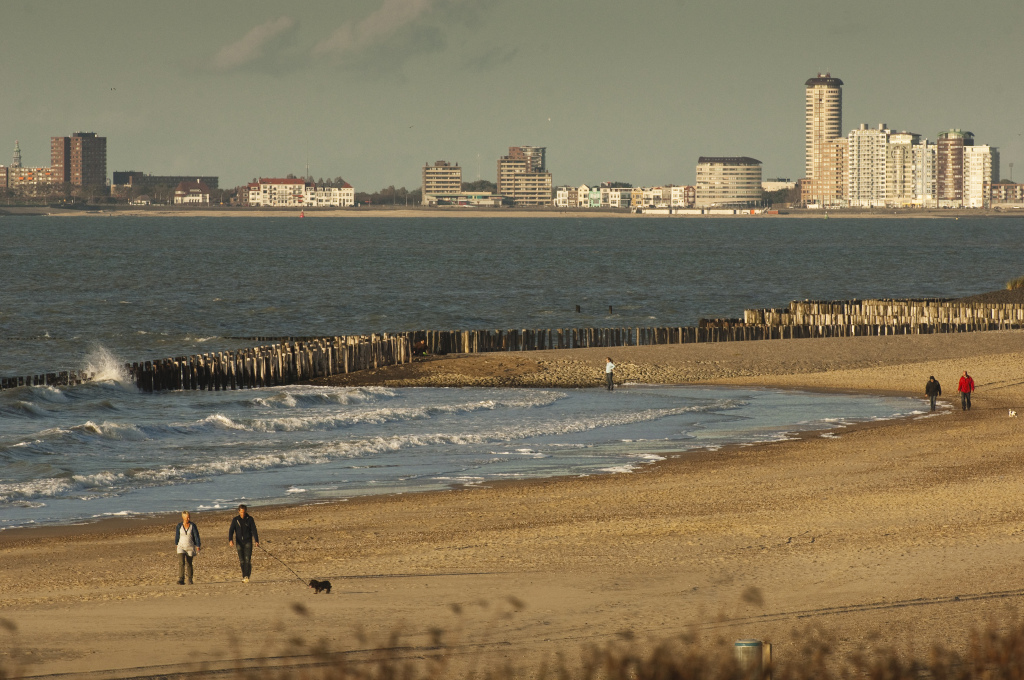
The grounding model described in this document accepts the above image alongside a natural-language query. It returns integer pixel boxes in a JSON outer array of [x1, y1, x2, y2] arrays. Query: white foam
[[84, 346, 132, 386]]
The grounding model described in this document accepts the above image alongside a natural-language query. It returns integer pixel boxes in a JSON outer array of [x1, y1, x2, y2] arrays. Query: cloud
[[213, 16, 297, 70], [313, 0, 448, 55]]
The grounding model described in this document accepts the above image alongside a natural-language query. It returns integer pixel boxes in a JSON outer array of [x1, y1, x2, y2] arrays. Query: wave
[[0, 398, 744, 504], [84, 345, 132, 386], [243, 386, 397, 409]]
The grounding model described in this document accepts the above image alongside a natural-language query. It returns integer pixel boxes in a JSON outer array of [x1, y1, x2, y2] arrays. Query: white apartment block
[[247, 178, 354, 207], [421, 161, 462, 206], [670, 185, 696, 208], [599, 186, 631, 208], [695, 157, 762, 208], [963, 145, 998, 209], [846, 124, 890, 208], [912, 140, 938, 207], [554, 185, 579, 208], [886, 131, 919, 208]]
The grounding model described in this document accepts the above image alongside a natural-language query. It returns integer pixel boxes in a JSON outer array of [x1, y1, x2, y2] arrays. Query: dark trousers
[[961, 392, 972, 410], [236, 541, 253, 577], [606, 372, 614, 390], [929, 395, 937, 411], [177, 552, 194, 583]]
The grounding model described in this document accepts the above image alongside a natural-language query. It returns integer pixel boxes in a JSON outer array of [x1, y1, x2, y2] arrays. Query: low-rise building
[[991, 182, 1024, 205], [173, 179, 211, 204], [6, 165, 61, 193], [554, 186, 579, 208], [670, 185, 695, 208], [695, 157, 762, 208], [245, 178, 354, 207]]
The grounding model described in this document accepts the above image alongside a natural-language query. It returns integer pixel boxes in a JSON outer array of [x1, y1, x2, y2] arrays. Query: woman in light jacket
[[174, 511, 201, 585]]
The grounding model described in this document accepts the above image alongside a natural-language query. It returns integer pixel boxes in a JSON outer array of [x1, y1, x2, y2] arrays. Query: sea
[[1, 214, 1021, 528]]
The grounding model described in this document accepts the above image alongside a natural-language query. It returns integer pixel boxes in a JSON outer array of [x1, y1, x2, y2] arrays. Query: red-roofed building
[[173, 179, 211, 204], [245, 178, 354, 207]]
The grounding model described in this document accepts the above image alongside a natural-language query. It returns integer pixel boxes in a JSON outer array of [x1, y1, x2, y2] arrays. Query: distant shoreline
[[3, 206, 1023, 219]]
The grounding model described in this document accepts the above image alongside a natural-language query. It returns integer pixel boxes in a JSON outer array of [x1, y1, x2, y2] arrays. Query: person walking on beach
[[605, 357, 615, 391], [925, 376, 942, 412], [228, 504, 259, 582], [174, 511, 200, 585], [958, 371, 975, 411]]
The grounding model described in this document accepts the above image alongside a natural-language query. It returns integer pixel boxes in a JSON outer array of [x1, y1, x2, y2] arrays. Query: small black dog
[[308, 579, 332, 594]]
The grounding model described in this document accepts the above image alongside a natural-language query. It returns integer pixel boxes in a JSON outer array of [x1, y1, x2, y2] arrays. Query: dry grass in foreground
[[6, 605, 1024, 680]]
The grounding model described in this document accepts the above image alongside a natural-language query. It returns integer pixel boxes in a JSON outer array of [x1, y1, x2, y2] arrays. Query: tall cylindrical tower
[[805, 74, 843, 180]]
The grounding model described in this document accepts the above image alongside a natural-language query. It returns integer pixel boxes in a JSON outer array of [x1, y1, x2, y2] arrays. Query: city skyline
[[1, 0, 1022, 190]]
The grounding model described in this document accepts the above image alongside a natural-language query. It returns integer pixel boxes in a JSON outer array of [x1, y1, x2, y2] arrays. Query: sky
[[2, 0, 1023, 190]]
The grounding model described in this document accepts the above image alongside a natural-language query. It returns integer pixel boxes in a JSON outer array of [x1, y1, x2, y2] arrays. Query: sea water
[[2, 215, 1024, 375], [0, 379, 923, 528]]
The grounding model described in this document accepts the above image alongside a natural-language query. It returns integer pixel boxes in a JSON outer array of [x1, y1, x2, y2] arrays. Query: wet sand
[[3, 331, 1024, 678]]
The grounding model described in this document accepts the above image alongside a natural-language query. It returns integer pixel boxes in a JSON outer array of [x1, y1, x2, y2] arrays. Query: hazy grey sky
[[2, 0, 1022, 190]]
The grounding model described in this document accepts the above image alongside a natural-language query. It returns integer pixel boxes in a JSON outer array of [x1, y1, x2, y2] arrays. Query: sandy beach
[[4, 331, 1024, 677]]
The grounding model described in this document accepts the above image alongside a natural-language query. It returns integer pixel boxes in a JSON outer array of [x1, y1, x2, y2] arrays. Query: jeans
[[236, 541, 253, 578], [177, 552, 194, 583], [961, 392, 972, 410], [929, 395, 937, 411], [606, 372, 614, 390]]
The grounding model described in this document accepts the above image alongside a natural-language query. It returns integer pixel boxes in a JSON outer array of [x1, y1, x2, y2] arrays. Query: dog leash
[[256, 543, 309, 586]]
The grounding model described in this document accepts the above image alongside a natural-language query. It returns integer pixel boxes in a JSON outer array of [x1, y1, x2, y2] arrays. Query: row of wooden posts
[[3, 317, 1023, 393], [745, 298, 1024, 327]]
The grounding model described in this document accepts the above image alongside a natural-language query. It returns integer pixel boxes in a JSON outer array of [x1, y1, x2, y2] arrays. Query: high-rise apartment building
[[847, 124, 890, 208], [912, 139, 938, 207], [694, 157, 762, 207], [497, 146, 552, 206], [963, 144, 998, 209], [51, 132, 107, 187], [937, 129, 971, 206], [886, 131, 920, 208], [805, 74, 844, 206], [421, 161, 462, 205]]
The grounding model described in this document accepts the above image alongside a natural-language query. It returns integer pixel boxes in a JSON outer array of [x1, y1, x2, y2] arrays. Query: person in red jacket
[[958, 371, 975, 411]]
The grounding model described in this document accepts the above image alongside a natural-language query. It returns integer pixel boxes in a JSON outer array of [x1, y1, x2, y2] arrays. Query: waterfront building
[[51, 132, 106, 187], [846, 124, 890, 208], [963, 144, 998, 209], [554, 185, 579, 208], [420, 192, 503, 207], [762, 178, 796, 192], [937, 129, 972, 207], [496, 146, 552, 206], [587, 185, 602, 208], [421, 161, 462, 206], [670, 185, 695, 208], [630, 187, 645, 209], [807, 137, 847, 208], [805, 74, 844, 185], [912, 139, 938, 207], [173, 180, 211, 204], [0, 165, 7, 189], [245, 178, 354, 207], [6, 165, 61, 193], [886, 131, 920, 208], [694, 157, 762, 208], [599, 185, 631, 208], [991, 183, 1024, 205]]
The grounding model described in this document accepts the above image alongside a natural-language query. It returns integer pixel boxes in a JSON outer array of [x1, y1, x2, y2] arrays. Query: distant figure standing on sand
[[958, 371, 975, 411], [228, 504, 259, 582], [605, 357, 615, 391], [925, 376, 942, 412], [174, 511, 200, 585]]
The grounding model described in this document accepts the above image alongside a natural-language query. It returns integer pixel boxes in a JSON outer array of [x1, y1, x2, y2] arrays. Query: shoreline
[[4, 205, 1024, 219], [0, 385, 927, 539]]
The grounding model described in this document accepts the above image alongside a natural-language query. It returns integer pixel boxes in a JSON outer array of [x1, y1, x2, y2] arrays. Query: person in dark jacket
[[174, 510, 201, 585], [925, 376, 942, 412], [228, 504, 259, 582]]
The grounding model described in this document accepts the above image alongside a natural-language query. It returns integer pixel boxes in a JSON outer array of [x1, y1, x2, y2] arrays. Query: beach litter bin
[[734, 639, 764, 678]]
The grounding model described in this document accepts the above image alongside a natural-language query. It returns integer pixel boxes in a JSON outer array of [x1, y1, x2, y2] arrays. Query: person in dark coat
[[228, 504, 259, 582], [925, 376, 942, 412]]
